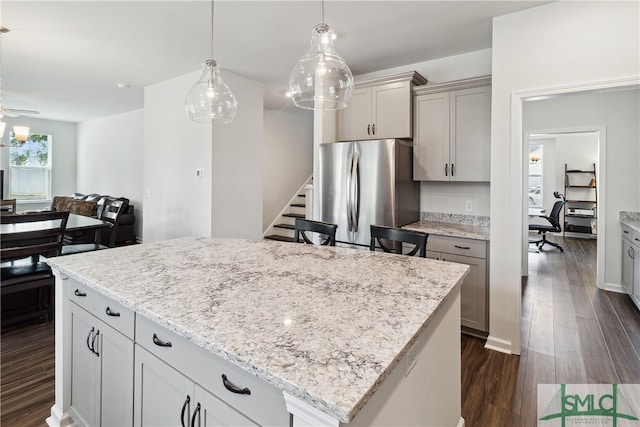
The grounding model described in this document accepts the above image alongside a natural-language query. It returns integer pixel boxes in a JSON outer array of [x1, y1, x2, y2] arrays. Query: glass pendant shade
[[13, 125, 29, 142], [185, 60, 237, 124], [0, 121, 5, 138], [289, 23, 353, 110]]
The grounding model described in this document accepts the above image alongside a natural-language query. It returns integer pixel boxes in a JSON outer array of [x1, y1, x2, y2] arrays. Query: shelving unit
[[563, 163, 597, 238]]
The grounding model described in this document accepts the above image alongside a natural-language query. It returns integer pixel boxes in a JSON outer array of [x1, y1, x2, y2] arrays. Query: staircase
[[264, 193, 307, 242]]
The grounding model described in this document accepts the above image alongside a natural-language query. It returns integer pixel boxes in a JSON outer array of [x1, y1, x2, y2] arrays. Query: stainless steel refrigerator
[[319, 139, 420, 247]]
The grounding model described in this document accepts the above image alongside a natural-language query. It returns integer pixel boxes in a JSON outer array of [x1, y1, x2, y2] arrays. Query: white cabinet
[[622, 223, 640, 309], [413, 77, 491, 182], [67, 283, 134, 427], [134, 346, 255, 427], [337, 72, 427, 141], [426, 235, 489, 333], [134, 314, 289, 427]]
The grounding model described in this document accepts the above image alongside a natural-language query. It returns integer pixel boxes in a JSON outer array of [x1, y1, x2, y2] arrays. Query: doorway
[[522, 128, 603, 278]]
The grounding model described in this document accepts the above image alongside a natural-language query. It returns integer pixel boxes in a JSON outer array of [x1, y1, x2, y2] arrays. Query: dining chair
[[294, 218, 338, 246], [369, 225, 428, 257], [1, 210, 70, 326], [1, 199, 17, 215]]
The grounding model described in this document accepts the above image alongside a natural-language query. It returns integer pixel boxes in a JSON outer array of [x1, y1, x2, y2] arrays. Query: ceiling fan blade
[[3, 107, 40, 115]]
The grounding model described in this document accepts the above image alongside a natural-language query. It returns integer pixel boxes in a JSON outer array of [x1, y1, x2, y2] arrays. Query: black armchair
[[529, 192, 565, 252]]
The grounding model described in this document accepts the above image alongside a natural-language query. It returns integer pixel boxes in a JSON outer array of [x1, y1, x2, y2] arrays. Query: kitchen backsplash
[[421, 211, 490, 227]]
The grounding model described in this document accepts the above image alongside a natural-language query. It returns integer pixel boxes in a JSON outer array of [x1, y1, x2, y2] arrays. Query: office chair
[[529, 191, 565, 252]]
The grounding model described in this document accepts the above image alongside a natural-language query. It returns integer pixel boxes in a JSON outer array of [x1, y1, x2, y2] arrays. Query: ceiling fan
[[0, 106, 40, 118]]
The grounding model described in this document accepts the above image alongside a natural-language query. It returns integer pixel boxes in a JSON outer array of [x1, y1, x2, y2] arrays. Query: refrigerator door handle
[[346, 150, 354, 232], [352, 151, 360, 232]]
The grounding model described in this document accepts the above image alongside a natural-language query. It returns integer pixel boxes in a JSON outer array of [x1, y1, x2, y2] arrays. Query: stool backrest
[[369, 225, 428, 257]]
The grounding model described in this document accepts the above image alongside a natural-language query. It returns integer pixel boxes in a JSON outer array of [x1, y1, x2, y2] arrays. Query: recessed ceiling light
[[116, 82, 131, 89]]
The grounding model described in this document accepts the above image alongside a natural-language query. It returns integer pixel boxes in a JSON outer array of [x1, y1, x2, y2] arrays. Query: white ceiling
[[1, 1, 545, 123]]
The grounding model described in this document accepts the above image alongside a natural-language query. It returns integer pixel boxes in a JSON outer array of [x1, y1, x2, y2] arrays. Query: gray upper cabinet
[[337, 71, 427, 141], [413, 76, 491, 182]]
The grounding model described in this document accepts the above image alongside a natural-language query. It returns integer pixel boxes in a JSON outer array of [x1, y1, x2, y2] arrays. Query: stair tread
[[274, 223, 295, 230], [264, 235, 296, 243], [282, 213, 305, 219], [290, 203, 306, 208]]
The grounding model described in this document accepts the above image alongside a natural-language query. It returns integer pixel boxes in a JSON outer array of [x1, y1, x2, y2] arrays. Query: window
[[9, 133, 52, 202], [528, 144, 543, 207]]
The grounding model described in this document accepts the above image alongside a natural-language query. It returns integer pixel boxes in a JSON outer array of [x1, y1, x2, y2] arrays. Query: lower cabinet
[[69, 301, 134, 427], [426, 235, 489, 334], [622, 223, 640, 310], [134, 345, 255, 427]]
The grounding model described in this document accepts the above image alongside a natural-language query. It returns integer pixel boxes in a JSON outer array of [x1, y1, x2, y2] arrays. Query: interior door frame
[[521, 126, 606, 289]]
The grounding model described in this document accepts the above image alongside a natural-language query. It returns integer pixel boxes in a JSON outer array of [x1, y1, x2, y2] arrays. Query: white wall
[[263, 107, 313, 230], [0, 116, 77, 211], [524, 89, 640, 288], [143, 68, 264, 243], [211, 73, 264, 240], [77, 109, 144, 240], [490, 1, 640, 354]]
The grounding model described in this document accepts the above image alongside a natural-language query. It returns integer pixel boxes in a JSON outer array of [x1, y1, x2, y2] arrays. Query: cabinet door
[[622, 238, 634, 295], [338, 87, 372, 141], [449, 86, 491, 182], [194, 384, 256, 427], [372, 81, 411, 139], [633, 243, 640, 308], [413, 92, 450, 181], [134, 345, 194, 427], [70, 305, 100, 427], [438, 253, 487, 332], [100, 324, 134, 427]]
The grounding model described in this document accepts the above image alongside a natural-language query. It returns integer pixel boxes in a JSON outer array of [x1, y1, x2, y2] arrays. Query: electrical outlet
[[405, 341, 419, 376], [465, 200, 473, 211]]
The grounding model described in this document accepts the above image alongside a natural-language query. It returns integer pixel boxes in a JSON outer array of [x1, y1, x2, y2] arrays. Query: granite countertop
[[621, 211, 640, 233], [48, 237, 468, 423], [403, 220, 490, 241]]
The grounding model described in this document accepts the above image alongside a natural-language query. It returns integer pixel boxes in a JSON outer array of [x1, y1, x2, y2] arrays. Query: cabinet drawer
[[622, 223, 640, 245], [66, 279, 135, 340], [427, 235, 487, 259], [135, 315, 289, 427]]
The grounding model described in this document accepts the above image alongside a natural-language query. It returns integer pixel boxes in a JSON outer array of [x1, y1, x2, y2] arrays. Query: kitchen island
[[46, 237, 468, 427]]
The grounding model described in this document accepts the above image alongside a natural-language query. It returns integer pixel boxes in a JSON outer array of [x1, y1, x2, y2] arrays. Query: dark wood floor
[[462, 236, 640, 426], [2, 236, 639, 426]]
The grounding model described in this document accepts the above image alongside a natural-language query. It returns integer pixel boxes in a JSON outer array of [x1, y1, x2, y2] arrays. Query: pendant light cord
[[320, 0, 324, 24], [211, 0, 215, 60]]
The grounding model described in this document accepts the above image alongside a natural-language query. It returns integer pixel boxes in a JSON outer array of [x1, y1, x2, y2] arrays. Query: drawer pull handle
[[86, 327, 95, 353], [152, 333, 172, 348], [454, 245, 471, 250], [105, 306, 121, 317], [91, 330, 100, 357], [190, 402, 201, 427], [222, 374, 251, 395], [180, 395, 190, 427], [74, 289, 87, 297]]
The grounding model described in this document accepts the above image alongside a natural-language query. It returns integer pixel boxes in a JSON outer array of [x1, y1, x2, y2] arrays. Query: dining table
[[0, 212, 111, 245]]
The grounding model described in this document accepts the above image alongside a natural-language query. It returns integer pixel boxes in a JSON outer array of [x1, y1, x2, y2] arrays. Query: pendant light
[[13, 126, 29, 142], [185, 0, 237, 124], [288, 0, 353, 110]]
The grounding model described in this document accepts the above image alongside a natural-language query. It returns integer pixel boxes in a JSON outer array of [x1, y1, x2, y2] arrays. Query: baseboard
[[484, 335, 514, 355], [46, 404, 76, 427], [600, 281, 626, 293]]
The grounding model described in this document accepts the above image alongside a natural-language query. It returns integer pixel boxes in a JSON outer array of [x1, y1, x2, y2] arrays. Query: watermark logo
[[538, 384, 640, 426]]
